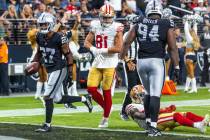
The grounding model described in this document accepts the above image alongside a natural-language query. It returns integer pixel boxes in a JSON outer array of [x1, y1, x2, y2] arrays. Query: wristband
[[175, 65, 180, 69]]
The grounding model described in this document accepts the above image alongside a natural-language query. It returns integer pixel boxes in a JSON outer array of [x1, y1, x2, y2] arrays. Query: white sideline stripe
[[1, 122, 210, 138], [1, 99, 210, 117]]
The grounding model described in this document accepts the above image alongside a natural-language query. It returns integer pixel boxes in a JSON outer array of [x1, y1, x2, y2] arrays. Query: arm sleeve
[[184, 21, 193, 44], [69, 42, 81, 60]]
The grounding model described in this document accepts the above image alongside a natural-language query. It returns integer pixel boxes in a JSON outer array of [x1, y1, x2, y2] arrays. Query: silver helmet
[[37, 12, 56, 34], [145, 0, 163, 18]]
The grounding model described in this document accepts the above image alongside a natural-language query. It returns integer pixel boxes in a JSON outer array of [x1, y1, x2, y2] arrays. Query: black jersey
[[135, 17, 174, 59], [36, 32, 68, 73]]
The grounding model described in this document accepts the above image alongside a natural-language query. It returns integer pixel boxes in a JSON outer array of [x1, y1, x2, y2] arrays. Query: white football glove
[[90, 47, 108, 56], [94, 54, 105, 64]]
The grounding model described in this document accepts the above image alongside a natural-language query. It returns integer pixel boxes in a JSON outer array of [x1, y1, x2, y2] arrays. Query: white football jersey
[[90, 20, 124, 68]]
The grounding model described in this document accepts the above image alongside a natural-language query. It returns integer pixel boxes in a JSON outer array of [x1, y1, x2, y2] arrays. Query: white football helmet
[[145, 0, 163, 18], [162, 8, 172, 19], [130, 85, 145, 104], [99, 4, 115, 28], [37, 12, 56, 34]]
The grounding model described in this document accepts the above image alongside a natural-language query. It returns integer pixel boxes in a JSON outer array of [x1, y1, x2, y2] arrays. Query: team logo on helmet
[[99, 4, 115, 27], [145, 0, 163, 18], [37, 12, 56, 34], [130, 85, 145, 104]]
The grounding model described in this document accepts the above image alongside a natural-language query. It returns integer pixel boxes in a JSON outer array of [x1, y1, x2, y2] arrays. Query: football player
[[84, 4, 124, 128], [27, 27, 47, 107], [25, 12, 93, 132], [121, 0, 180, 136], [126, 85, 210, 134]]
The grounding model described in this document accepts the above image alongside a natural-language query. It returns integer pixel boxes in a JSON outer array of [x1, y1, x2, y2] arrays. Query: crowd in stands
[[0, 0, 210, 45]]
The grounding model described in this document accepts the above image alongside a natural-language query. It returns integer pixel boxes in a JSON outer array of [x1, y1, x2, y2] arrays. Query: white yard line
[[0, 99, 210, 117]]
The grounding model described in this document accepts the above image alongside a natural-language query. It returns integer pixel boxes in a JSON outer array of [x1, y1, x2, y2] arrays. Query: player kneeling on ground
[[125, 85, 210, 136]]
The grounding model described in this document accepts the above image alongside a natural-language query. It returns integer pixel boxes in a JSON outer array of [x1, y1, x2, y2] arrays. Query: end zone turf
[[0, 123, 209, 140]]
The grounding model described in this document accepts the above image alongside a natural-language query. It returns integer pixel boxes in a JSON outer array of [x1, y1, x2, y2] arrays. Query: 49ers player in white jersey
[[84, 4, 124, 128]]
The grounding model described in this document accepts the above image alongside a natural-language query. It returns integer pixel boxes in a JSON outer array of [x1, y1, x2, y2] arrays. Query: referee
[[120, 16, 140, 120]]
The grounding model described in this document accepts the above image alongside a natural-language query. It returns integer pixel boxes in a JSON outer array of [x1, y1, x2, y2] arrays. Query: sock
[[45, 123, 51, 127], [81, 96, 86, 102], [193, 122, 202, 129], [121, 92, 132, 114], [146, 118, 151, 123], [103, 90, 112, 118], [173, 112, 193, 127], [151, 122, 157, 128], [143, 95, 150, 119], [87, 87, 104, 108], [45, 99, 54, 124], [191, 78, 197, 92], [185, 77, 191, 91], [150, 96, 160, 122], [186, 112, 204, 122], [35, 82, 43, 98], [57, 96, 82, 104]]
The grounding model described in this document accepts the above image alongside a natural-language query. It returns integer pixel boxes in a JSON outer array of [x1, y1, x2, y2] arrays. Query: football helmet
[[99, 4, 115, 27], [145, 0, 163, 18], [126, 14, 138, 24], [162, 8, 172, 19], [37, 12, 56, 34], [130, 85, 145, 104]]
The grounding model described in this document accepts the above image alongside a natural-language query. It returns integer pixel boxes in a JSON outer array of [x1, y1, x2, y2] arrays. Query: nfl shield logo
[[197, 51, 204, 71]]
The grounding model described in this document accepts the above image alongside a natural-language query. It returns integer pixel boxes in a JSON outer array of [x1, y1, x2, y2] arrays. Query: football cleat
[[147, 125, 162, 137], [64, 103, 77, 109], [83, 95, 93, 113], [120, 112, 129, 121], [35, 123, 52, 132], [98, 119, 108, 128]]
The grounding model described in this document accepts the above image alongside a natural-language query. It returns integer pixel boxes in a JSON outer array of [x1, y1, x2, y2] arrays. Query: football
[[24, 62, 40, 76]]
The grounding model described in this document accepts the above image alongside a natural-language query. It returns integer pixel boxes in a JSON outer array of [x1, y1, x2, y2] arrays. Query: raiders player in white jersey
[[25, 12, 93, 132], [121, 0, 180, 136]]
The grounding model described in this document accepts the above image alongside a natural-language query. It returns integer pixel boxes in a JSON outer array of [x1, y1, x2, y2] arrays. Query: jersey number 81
[[96, 35, 108, 48]]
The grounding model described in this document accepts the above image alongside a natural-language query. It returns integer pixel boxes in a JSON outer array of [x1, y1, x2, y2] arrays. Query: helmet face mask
[[37, 12, 55, 34], [99, 4, 115, 28], [99, 16, 114, 27], [145, 0, 163, 18]]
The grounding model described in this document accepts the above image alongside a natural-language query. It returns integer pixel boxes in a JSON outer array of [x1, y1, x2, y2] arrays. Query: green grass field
[[0, 88, 210, 140], [0, 88, 210, 110]]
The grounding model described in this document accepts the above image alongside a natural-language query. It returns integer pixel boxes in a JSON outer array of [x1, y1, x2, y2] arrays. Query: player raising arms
[[25, 12, 93, 132], [121, 0, 180, 136], [84, 4, 124, 128]]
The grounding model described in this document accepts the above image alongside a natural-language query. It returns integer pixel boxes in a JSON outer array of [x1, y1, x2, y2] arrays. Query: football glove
[[90, 47, 108, 56]]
